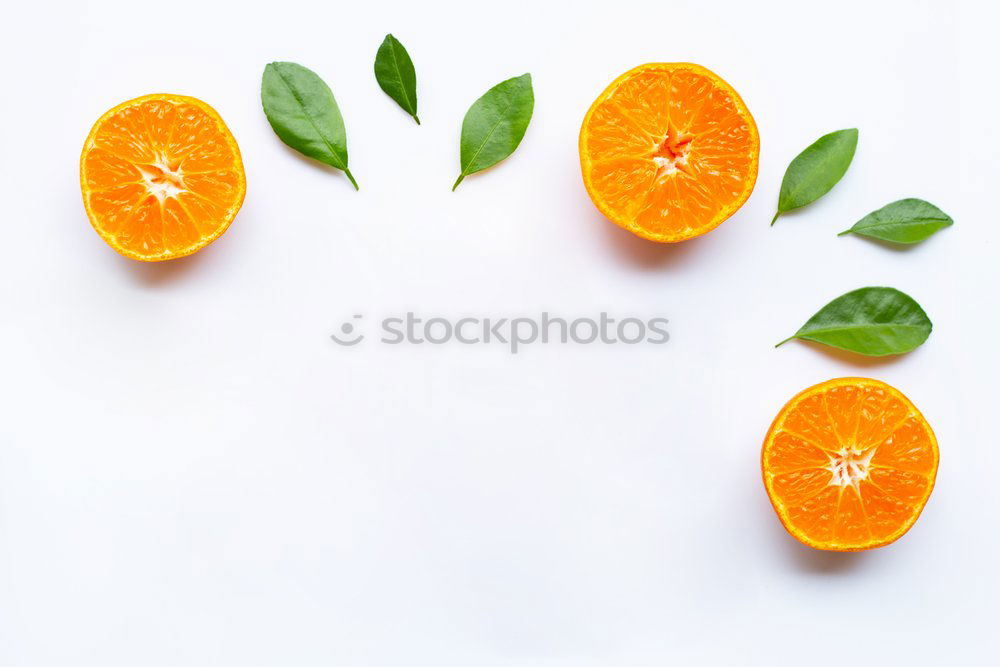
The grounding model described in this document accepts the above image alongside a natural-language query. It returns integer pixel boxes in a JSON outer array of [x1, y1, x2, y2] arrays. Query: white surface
[[1, 0, 996, 664]]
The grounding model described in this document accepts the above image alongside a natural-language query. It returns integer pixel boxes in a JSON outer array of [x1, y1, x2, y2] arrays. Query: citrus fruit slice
[[80, 94, 246, 261], [762, 378, 938, 551], [579, 63, 759, 242]]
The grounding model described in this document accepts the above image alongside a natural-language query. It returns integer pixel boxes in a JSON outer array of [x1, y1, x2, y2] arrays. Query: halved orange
[[80, 94, 246, 261], [762, 378, 938, 551], [579, 63, 759, 242]]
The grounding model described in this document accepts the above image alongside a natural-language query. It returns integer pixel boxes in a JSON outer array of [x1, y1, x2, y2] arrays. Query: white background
[[1, 0, 996, 664]]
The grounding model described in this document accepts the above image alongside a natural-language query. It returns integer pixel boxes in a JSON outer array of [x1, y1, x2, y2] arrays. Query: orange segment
[[80, 94, 246, 261], [579, 63, 759, 242], [762, 378, 938, 551]]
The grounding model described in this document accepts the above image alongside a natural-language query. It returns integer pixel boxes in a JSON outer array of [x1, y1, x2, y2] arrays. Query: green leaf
[[374, 34, 419, 124], [771, 128, 858, 225], [261, 61, 358, 189], [776, 287, 931, 356], [453, 73, 534, 190], [838, 198, 953, 244]]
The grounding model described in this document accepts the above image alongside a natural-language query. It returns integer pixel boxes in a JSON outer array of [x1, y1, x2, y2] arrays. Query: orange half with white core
[[80, 94, 246, 261], [762, 378, 938, 551], [579, 63, 759, 242]]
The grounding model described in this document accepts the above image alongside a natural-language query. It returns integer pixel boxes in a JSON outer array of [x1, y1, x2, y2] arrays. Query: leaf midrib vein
[[855, 217, 950, 231], [461, 98, 513, 179], [274, 66, 346, 169], [799, 322, 929, 337], [387, 40, 415, 114], [783, 135, 853, 204]]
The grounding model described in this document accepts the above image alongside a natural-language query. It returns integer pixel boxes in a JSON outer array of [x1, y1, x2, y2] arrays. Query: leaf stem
[[413, 115, 421, 125], [452, 173, 465, 191], [836, 229, 851, 236], [774, 335, 796, 348], [770, 211, 781, 226], [344, 169, 359, 191]]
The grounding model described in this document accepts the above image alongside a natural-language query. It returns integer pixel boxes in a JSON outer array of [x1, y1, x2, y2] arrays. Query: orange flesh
[[579, 63, 759, 242], [762, 378, 938, 551], [80, 94, 246, 261]]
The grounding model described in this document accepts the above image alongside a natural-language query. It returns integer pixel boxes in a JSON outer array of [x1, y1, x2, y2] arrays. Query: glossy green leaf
[[838, 198, 952, 244], [261, 61, 358, 189], [453, 73, 534, 190], [771, 128, 858, 225], [776, 287, 932, 356], [374, 34, 419, 124]]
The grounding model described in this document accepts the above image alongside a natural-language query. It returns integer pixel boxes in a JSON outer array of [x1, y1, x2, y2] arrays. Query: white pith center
[[138, 157, 186, 201], [651, 127, 693, 179], [826, 447, 876, 487], [652, 153, 688, 174]]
